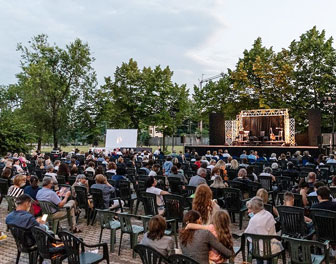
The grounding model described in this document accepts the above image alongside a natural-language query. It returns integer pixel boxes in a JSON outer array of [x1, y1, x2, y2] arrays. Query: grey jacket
[[181, 230, 233, 264]]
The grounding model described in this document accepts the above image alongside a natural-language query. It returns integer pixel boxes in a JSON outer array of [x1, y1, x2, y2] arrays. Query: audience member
[[180, 210, 233, 264], [146, 176, 169, 213], [7, 174, 26, 197], [312, 186, 336, 211], [192, 184, 220, 225], [189, 168, 207, 187], [24, 176, 41, 200], [140, 215, 174, 256]]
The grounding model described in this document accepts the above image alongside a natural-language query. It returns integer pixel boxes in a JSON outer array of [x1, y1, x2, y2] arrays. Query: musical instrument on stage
[[270, 128, 275, 141]]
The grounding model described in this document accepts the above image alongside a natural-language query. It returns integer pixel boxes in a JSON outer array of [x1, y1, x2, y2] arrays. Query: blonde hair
[[230, 159, 239, 170], [256, 188, 268, 204], [95, 174, 106, 184], [13, 174, 26, 186]]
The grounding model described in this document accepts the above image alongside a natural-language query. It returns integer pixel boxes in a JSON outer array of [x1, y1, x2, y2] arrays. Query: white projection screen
[[105, 129, 138, 149]]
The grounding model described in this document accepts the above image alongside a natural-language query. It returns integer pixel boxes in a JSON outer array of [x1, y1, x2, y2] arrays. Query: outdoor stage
[[191, 109, 322, 157], [184, 145, 321, 157]]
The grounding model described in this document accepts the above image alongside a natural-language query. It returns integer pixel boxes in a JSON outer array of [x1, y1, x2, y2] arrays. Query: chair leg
[[134, 200, 140, 215], [118, 232, 123, 256], [129, 200, 134, 214], [239, 212, 243, 230], [86, 209, 91, 226], [110, 229, 116, 252], [91, 210, 97, 225], [132, 234, 139, 258], [16, 251, 21, 264], [99, 227, 103, 244]]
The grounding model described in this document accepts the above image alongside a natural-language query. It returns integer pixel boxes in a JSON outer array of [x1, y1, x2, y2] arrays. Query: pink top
[[207, 224, 227, 263]]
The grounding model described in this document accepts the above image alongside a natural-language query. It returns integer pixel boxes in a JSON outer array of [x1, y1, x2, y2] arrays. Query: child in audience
[[185, 210, 234, 263]]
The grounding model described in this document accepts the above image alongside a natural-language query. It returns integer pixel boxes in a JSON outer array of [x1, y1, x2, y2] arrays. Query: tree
[[16, 34, 97, 149], [287, 26, 336, 130], [0, 85, 35, 155]]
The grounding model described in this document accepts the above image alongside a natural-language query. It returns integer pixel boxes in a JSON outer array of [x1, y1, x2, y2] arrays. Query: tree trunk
[[52, 124, 58, 150], [162, 132, 166, 152], [37, 136, 42, 151]]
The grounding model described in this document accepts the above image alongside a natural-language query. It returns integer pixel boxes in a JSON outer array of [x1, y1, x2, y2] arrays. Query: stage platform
[[184, 145, 321, 157]]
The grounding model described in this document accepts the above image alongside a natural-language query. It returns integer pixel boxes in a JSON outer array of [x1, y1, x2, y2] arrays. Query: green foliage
[[16, 34, 97, 149]]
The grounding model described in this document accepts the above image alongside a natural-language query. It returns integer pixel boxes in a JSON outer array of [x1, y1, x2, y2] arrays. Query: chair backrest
[[0, 178, 9, 196], [74, 186, 89, 209], [310, 208, 336, 243], [276, 176, 291, 191], [277, 205, 306, 237], [184, 186, 196, 197], [228, 180, 249, 195], [90, 188, 106, 209], [68, 176, 77, 185], [221, 188, 243, 212], [247, 181, 262, 197], [39, 200, 59, 215], [56, 175, 66, 184], [142, 192, 159, 216], [118, 213, 135, 234], [31, 226, 56, 259], [168, 177, 183, 195], [58, 230, 82, 264], [5, 195, 16, 212], [163, 194, 185, 222], [307, 196, 319, 207], [277, 192, 303, 207], [8, 225, 36, 252], [282, 235, 328, 264], [97, 209, 119, 229], [210, 187, 225, 200], [119, 180, 132, 200], [258, 176, 272, 191], [244, 233, 282, 260], [134, 244, 169, 264], [168, 254, 200, 264], [330, 187, 336, 199]]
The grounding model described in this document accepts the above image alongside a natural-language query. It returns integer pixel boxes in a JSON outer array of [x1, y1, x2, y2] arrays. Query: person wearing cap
[[44, 165, 58, 184], [37, 177, 81, 233]]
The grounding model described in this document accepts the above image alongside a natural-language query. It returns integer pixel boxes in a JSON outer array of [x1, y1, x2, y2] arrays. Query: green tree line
[[1, 26, 336, 154]]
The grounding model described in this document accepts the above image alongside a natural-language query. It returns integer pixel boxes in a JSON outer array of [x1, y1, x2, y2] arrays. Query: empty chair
[[59, 230, 109, 264], [310, 208, 336, 246]]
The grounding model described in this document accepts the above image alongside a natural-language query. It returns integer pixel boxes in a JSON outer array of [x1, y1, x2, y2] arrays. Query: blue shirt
[[36, 188, 61, 213], [111, 175, 128, 188], [91, 183, 115, 209], [6, 210, 39, 229], [24, 185, 41, 200], [163, 161, 173, 174]]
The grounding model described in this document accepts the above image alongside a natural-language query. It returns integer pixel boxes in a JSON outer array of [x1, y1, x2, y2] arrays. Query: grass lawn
[[40, 145, 185, 154]]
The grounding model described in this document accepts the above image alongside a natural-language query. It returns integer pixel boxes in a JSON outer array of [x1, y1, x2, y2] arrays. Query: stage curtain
[[242, 116, 284, 137]]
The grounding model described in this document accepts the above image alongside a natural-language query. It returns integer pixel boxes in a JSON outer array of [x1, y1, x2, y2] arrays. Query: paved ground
[[0, 199, 286, 264]]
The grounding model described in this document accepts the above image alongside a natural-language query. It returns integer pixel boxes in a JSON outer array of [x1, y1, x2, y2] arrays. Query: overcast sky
[[1, 0, 336, 92]]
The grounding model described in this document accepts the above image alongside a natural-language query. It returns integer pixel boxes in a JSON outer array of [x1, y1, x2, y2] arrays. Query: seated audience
[[24, 176, 41, 200], [111, 167, 128, 188], [163, 156, 173, 175], [106, 162, 117, 174], [245, 197, 282, 264], [146, 176, 169, 213], [283, 191, 312, 223], [308, 181, 325, 197], [188, 168, 207, 187], [233, 168, 251, 184], [210, 176, 227, 189], [91, 174, 122, 209], [312, 186, 336, 211], [327, 155, 336, 164], [85, 161, 96, 175], [36, 177, 80, 233], [192, 184, 220, 225], [298, 180, 309, 207], [168, 165, 187, 184], [256, 188, 278, 217], [185, 210, 234, 264], [7, 174, 26, 197], [71, 174, 89, 197], [180, 210, 233, 264], [149, 164, 160, 177], [140, 215, 174, 257]]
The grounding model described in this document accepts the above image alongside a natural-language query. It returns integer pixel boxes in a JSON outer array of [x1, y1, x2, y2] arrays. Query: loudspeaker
[[308, 109, 321, 146], [209, 113, 225, 145]]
